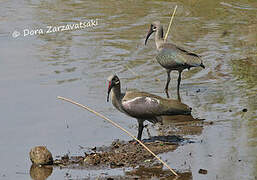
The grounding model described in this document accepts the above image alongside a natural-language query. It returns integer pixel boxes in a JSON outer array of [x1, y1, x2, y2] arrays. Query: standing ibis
[[145, 21, 205, 98], [107, 74, 191, 140]]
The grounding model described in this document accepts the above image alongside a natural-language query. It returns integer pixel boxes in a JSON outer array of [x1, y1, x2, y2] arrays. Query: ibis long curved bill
[[145, 24, 154, 45]]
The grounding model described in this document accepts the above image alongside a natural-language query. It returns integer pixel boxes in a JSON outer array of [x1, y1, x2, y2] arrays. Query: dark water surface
[[0, 0, 256, 179]]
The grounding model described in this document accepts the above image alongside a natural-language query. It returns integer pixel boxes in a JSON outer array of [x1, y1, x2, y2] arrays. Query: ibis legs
[[137, 119, 144, 140], [177, 71, 182, 92], [165, 70, 171, 98], [164, 70, 182, 101], [177, 70, 182, 102]]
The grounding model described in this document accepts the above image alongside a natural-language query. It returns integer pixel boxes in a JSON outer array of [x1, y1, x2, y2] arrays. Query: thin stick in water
[[164, 5, 178, 42], [125, 64, 139, 76], [57, 96, 178, 176]]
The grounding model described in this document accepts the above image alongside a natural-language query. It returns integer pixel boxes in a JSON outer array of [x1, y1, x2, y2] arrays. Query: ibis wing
[[175, 45, 202, 67], [156, 48, 183, 67], [158, 43, 202, 68], [121, 96, 162, 118], [176, 46, 200, 57]]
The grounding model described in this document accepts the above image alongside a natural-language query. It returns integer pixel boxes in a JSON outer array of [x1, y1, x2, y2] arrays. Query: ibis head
[[145, 21, 162, 45], [107, 74, 120, 102]]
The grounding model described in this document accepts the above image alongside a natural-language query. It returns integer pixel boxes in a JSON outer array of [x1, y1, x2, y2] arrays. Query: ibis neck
[[111, 84, 124, 112], [155, 26, 165, 50]]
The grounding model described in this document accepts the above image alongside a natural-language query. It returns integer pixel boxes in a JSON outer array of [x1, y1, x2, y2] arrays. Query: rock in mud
[[29, 146, 53, 165], [198, 168, 208, 174]]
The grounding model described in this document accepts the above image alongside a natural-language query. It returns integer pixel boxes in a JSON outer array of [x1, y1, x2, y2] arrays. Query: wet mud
[[55, 139, 179, 169], [33, 116, 209, 179]]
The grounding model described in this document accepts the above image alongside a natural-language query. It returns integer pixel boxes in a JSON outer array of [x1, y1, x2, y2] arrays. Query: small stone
[[29, 146, 53, 165], [61, 154, 69, 161], [84, 156, 93, 164], [198, 168, 208, 174], [144, 159, 151, 163]]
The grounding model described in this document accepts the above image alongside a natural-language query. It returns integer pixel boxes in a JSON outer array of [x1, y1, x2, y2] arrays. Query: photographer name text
[[12, 19, 98, 38]]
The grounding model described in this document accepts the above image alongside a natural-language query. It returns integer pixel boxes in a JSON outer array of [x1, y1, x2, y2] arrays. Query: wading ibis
[[107, 74, 191, 140], [145, 21, 205, 98]]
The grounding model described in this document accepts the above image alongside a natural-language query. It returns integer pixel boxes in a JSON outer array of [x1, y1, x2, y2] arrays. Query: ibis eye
[[152, 26, 157, 31], [112, 77, 119, 84]]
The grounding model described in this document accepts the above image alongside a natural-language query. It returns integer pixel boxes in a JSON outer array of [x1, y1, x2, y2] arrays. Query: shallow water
[[0, 0, 256, 179]]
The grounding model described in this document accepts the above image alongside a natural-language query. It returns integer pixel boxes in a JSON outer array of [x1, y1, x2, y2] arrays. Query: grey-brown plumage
[[145, 21, 205, 98], [107, 74, 191, 140]]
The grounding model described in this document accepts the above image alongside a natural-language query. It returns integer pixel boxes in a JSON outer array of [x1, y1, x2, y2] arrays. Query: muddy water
[[0, 0, 256, 179]]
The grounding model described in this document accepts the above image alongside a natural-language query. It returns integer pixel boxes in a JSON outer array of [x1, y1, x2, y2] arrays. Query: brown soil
[[47, 116, 211, 179], [54, 139, 179, 169]]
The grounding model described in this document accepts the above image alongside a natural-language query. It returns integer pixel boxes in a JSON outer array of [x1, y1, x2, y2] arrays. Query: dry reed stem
[[164, 5, 178, 42], [57, 96, 178, 176], [125, 64, 139, 76]]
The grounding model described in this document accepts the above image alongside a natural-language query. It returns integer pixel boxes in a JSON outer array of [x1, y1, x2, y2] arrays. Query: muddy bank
[[55, 138, 179, 169], [51, 138, 186, 179], [54, 116, 208, 170], [36, 116, 210, 179], [28, 116, 212, 179], [29, 138, 189, 179]]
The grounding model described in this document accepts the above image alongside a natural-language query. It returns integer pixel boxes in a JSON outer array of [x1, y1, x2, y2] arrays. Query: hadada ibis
[[145, 21, 205, 98], [107, 74, 191, 140]]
